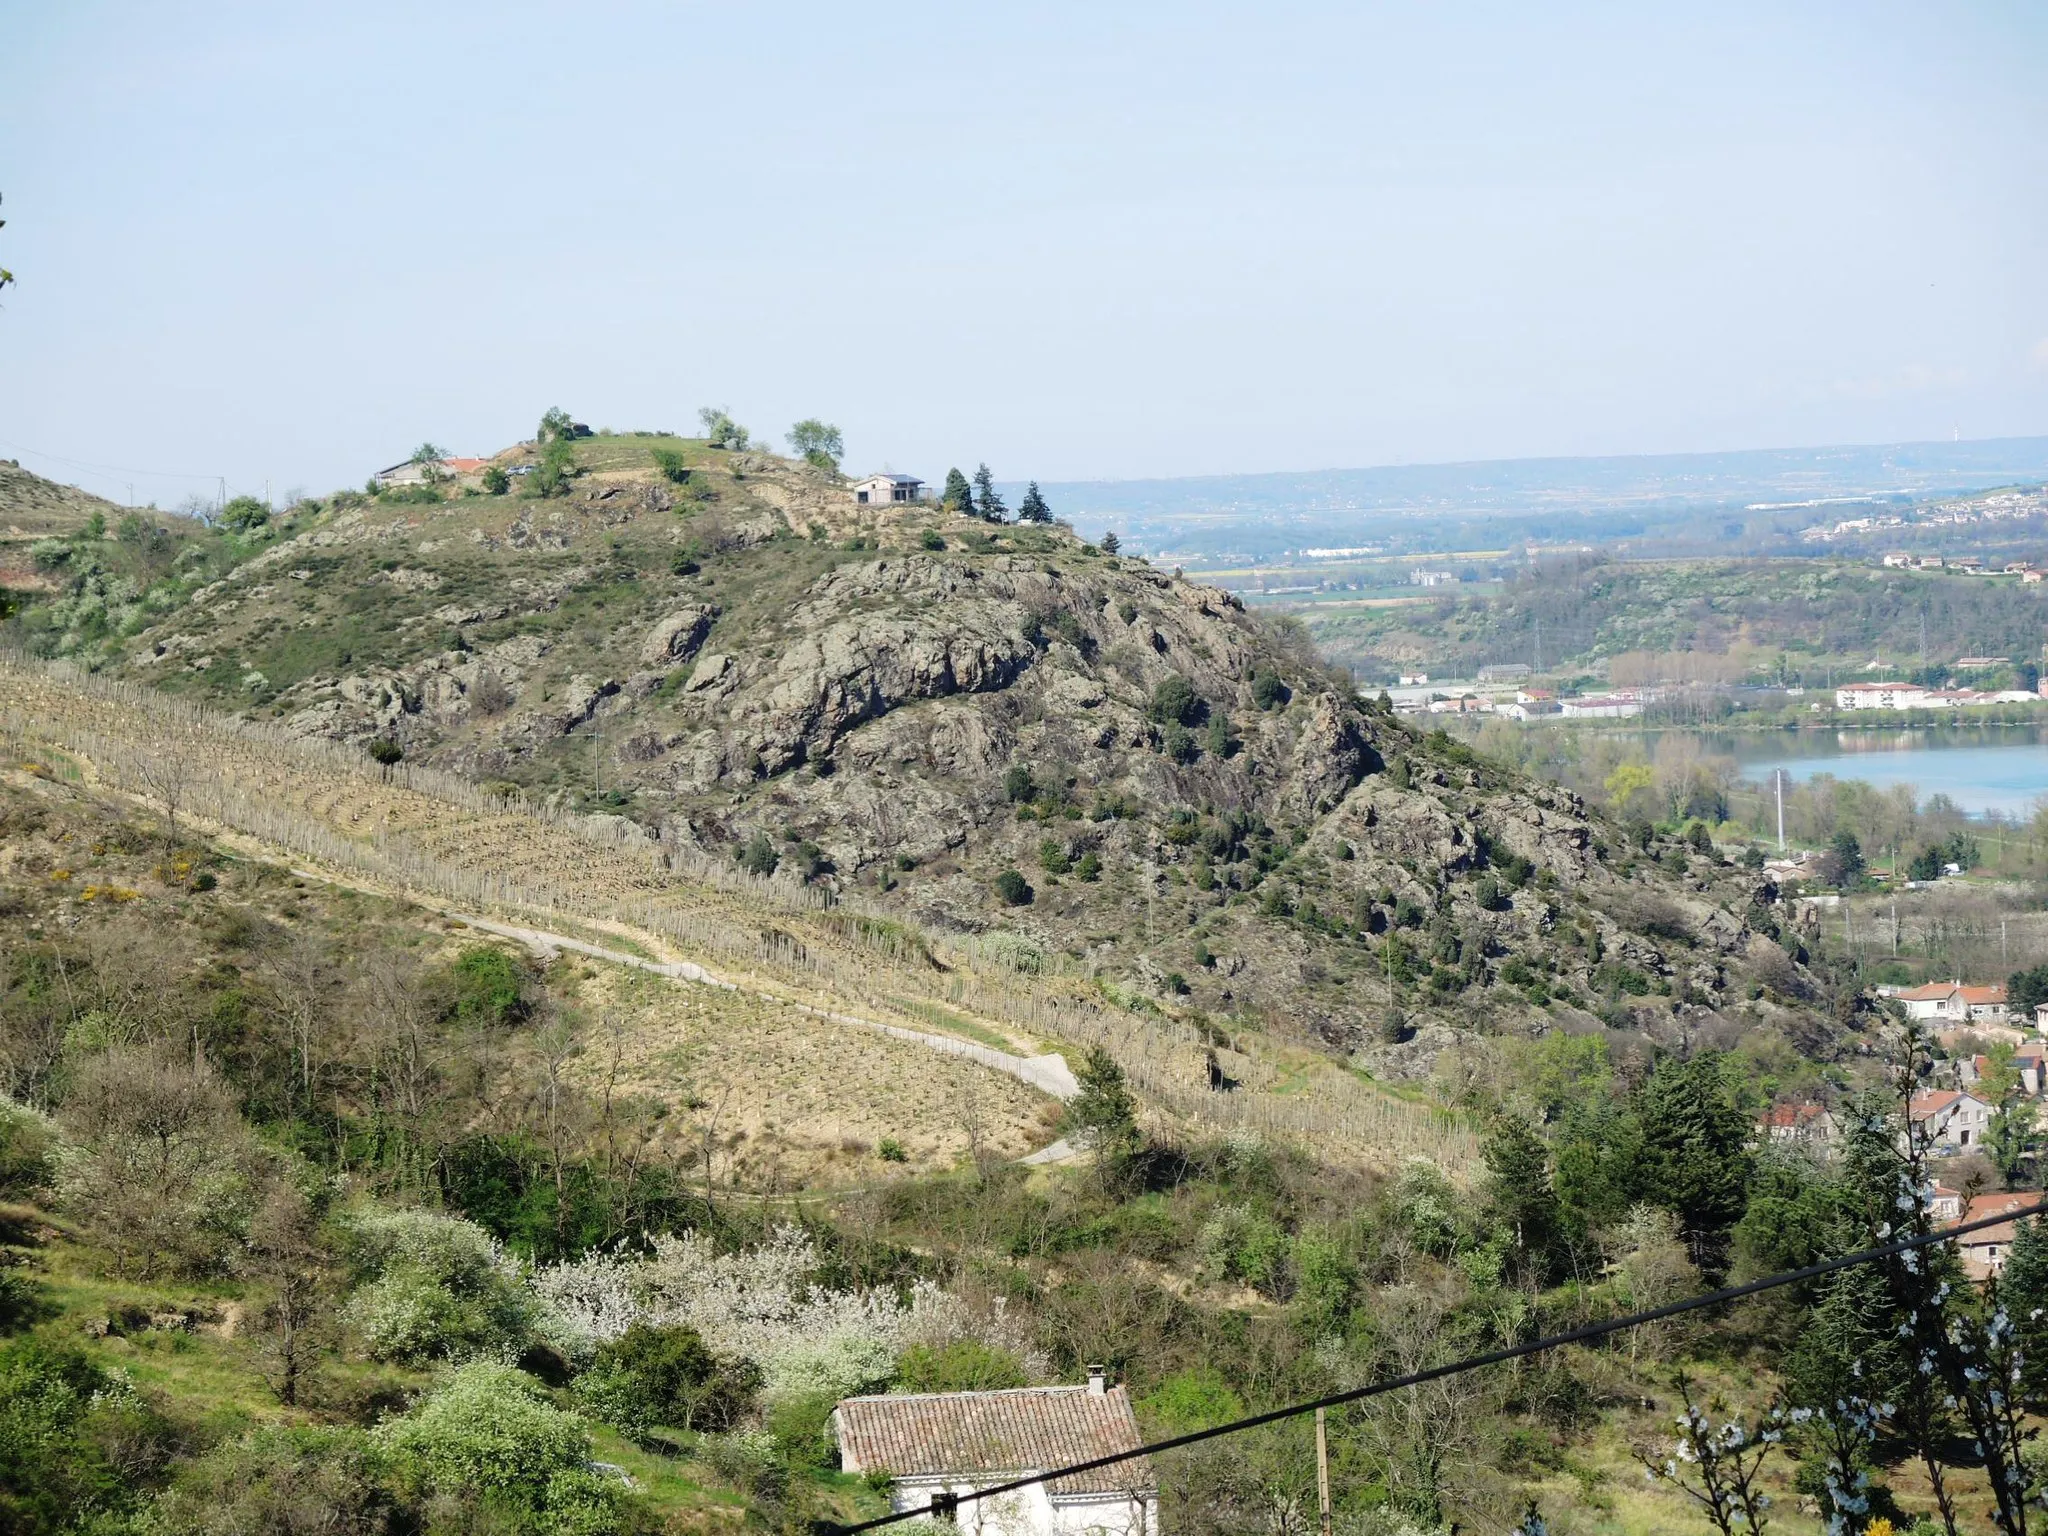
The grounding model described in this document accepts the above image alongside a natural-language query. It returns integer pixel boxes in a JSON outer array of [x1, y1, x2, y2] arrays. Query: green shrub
[[1004, 764, 1036, 803], [141, 1426, 396, 1536], [0, 1340, 177, 1534], [1076, 851, 1102, 882], [1149, 675, 1200, 726], [1038, 838, 1071, 876], [739, 830, 780, 876], [877, 1138, 907, 1163], [994, 870, 1033, 906], [1250, 669, 1289, 710], [367, 738, 402, 766], [376, 1362, 620, 1532], [920, 530, 945, 551], [481, 465, 510, 495], [1162, 724, 1198, 764], [448, 945, 529, 1030], [220, 495, 270, 533], [895, 1340, 1027, 1394], [1138, 1367, 1245, 1434], [575, 1323, 758, 1441], [651, 446, 691, 484]]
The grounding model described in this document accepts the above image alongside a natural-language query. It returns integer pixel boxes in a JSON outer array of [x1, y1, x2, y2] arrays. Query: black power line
[[826, 1198, 2046, 1534]]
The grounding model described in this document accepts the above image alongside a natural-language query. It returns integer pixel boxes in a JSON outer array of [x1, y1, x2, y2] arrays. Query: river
[[1695, 726, 2048, 818]]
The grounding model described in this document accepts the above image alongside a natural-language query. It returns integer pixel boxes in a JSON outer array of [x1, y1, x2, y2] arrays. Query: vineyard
[[0, 653, 1479, 1174]]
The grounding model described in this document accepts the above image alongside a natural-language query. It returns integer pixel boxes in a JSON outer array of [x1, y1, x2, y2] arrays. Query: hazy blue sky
[[3, 1, 2045, 506]]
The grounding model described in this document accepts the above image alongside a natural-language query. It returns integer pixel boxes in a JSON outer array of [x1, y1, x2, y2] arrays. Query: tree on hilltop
[[1017, 481, 1052, 523], [537, 407, 575, 446], [697, 407, 749, 451], [785, 420, 844, 472], [410, 442, 449, 466], [941, 467, 972, 512], [971, 463, 1006, 522]]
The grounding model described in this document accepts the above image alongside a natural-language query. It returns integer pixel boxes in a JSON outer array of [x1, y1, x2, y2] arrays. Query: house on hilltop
[[853, 472, 925, 505], [374, 456, 489, 488], [834, 1372, 1157, 1536]]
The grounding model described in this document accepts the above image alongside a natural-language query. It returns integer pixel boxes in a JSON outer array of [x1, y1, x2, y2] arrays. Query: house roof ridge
[[840, 1382, 1100, 1405]]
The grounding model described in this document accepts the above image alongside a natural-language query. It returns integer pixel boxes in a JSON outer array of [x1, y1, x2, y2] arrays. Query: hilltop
[[3, 435, 1833, 1078]]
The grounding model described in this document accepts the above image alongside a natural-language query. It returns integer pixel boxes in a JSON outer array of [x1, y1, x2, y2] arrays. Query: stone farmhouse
[[834, 1373, 1158, 1536]]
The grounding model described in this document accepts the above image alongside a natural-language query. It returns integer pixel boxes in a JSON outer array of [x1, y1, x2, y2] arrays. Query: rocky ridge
[[10, 440, 1828, 1076]]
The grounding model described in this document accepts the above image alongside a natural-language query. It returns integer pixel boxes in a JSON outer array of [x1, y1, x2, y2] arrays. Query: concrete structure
[[1882, 552, 1913, 567], [852, 473, 925, 505], [1411, 569, 1458, 587], [1559, 695, 1643, 719], [835, 1375, 1157, 1536]]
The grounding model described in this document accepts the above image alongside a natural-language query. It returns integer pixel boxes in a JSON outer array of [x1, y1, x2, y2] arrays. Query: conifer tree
[[1100, 530, 1121, 555], [2002, 1214, 2048, 1405], [1017, 481, 1052, 523], [1634, 1052, 1751, 1274], [971, 463, 1006, 522], [941, 467, 972, 513]]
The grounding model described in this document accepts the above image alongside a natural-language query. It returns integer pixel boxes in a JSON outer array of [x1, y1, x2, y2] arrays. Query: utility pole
[[1316, 1408, 1332, 1536], [1775, 769, 1786, 852], [1892, 898, 1899, 958]]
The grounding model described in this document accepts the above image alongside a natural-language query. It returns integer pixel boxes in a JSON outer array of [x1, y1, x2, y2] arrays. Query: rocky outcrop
[[742, 612, 1039, 772], [640, 604, 718, 669]]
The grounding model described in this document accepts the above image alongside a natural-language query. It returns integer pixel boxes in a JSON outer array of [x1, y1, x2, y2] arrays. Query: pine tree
[[1483, 1114, 1559, 1280], [941, 467, 972, 513], [1635, 1052, 1752, 1274], [1017, 481, 1052, 523], [972, 463, 1006, 522], [1100, 530, 1121, 555], [2002, 1215, 2048, 1406]]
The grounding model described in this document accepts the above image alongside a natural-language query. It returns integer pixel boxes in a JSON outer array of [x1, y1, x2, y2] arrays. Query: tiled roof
[[1951, 1194, 2034, 1248], [835, 1385, 1153, 1496], [1898, 983, 1959, 1001], [1960, 985, 2009, 1005]]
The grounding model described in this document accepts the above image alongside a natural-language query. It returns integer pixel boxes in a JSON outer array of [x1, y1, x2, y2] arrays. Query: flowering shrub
[[376, 1362, 621, 1534], [533, 1225, 1046, 1399], [340, 1207, 532, 1365]]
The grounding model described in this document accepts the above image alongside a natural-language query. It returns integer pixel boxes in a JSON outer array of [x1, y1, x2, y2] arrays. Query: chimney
[[1087, 1365, 1108, 1395]]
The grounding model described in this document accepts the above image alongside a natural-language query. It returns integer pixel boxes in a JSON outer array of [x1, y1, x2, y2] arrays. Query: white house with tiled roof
[[1908, 1089, 1994, 1154], [834, 1372, 1158, 1536]]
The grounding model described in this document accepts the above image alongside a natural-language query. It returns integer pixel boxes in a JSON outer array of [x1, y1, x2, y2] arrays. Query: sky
[[2, 1, 2046, 507]]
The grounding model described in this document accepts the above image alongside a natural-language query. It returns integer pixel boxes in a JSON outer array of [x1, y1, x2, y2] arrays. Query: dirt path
[[438, 908, 1081, 1104]]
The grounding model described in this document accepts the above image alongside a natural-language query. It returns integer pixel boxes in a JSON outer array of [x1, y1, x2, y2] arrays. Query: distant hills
[[1023, 435, 2048, 564]]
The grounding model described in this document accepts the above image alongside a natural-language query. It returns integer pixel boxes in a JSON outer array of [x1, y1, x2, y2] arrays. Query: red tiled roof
[[835, 1386, 1153, 1496], [1960, 985, 2008, 1005], [1759, 1102, 1827, 1130], [1951, 1194, 2035, 1249], [1898, 983, 1959, 1002]]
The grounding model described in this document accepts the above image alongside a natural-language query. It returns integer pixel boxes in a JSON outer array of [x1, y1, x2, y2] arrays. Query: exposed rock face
[[640, 605, 718, 669]]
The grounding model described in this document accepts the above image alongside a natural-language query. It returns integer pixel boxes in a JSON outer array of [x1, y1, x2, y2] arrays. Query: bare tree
[[135, 737, 195, 852], [58, 1041, 246, 1278], [245, 1180, 332, 1406]]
